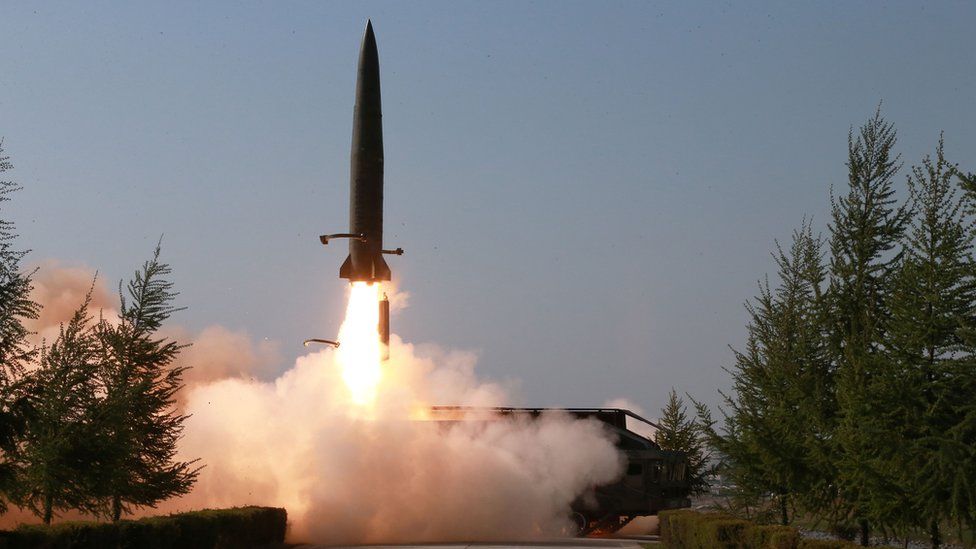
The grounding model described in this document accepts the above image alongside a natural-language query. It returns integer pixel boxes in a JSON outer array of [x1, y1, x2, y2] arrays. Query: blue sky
[[1, 1, 974, 411]]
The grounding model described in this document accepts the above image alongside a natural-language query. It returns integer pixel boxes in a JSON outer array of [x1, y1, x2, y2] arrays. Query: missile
[[320, 20, 402, 283]]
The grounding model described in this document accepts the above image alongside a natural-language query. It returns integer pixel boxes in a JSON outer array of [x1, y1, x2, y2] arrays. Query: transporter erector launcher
[[317, 20, 398, 356]]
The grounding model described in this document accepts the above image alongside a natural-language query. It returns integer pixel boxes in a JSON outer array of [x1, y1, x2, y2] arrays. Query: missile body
[[323, 20, 396, 283]]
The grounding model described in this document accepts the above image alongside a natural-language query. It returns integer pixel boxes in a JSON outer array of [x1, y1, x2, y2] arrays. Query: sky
[[0, 1, 974, 413]]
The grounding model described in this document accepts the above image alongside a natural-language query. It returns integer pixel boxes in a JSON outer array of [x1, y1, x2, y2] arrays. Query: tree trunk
[[930, 518, 941, 549], [859, 519, 870, 547], [42, 492, 53, 525], [780, 494, 789, 526], [112, 495, 122, 522]]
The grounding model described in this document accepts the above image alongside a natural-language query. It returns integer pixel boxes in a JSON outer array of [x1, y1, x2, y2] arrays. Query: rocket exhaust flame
[[336, 282, 385, 406]]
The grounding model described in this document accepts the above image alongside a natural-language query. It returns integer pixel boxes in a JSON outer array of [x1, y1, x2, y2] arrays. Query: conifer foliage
[[828, 109, 909, 545], [705, 111, 976, 548], [885, 137, 973, 546], [655, 388, 711, 496], [20, 292, 101, 524], [0, 141, 198, 521], [93, 244, 199, 521], [0, 140, 39, 383], [0, 141, 39, 513], [700, 222, 831, 526]]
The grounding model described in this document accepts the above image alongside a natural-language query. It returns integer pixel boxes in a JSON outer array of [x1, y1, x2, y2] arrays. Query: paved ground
[[297, 535, 660, 549]]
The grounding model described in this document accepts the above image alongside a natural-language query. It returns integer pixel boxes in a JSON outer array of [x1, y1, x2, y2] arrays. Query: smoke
[[167, 335, 626, 544], [172, 325, 282, 385], [20, 263, 630, 542], [382, 281, 410, 313], [25, 262, 282, 387], [25, 260, 117, 346]]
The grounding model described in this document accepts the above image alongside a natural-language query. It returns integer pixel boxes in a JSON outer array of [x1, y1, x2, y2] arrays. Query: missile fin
[[372, 255, 391, 281], [339, 255, 354, 279]]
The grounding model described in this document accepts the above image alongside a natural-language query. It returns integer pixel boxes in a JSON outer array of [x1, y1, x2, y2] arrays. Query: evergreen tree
[[923, 166, 976, 539], [884, 138, 973, 546], [930, 347, 976, 538], [93, 244, 199, 521], [0, 140, 39, 512], [698, 222, 831, 526], [19, 291, 101, 524], [827, 109, 909, 545], [655, 388, 710, 496], [0, 140, 39, 383]]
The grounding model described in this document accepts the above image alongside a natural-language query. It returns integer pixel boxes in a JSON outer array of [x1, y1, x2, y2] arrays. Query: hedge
[[659, 509, 862, 549], [0, 506, 287, 549]]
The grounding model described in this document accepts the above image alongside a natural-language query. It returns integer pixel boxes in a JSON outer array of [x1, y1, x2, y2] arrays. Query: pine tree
[[0, 140, 39, 382], [0, 140, 40, 512], [884, 138, 973, 547], [931, 350, 976, 538], [93, 244, 199, 521], [827, 109, 909, 545], [698, 222, 831, 525], [921, 166, 976, 539], [19, 291, 101, 523], [655, 388, 710, 496]]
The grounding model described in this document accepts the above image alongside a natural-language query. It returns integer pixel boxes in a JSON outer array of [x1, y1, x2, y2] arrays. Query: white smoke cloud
[[166, 336, 626, 544], [25, 262, 281, 387], [172, 325, 282, 385], [382, 281, 410, 314], [18, 263, 630, 542], [26, 260, 117, 346]]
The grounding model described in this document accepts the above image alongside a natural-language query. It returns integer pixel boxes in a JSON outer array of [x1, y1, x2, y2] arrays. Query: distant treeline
[[696, 109, 976, 548], [0, 140, 197, 524]]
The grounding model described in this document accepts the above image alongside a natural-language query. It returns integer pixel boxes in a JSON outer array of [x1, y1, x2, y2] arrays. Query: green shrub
[[660, 509, 700, 548], [659, 509, 865, 548], [660, 510, 752, 548], [749, 525, 800, 549], [703, 516, 751, 547], [1, 506, 286, 549]]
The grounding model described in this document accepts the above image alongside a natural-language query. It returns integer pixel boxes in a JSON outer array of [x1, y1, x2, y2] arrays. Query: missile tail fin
[[338, 254, 391, 282], [339, 255, 354, 279], [372, 255, 391, 281]]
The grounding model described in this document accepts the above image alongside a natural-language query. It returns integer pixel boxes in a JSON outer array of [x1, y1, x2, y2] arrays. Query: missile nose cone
[[358, 20, 379, 79], [362, 19, 376, 49]]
